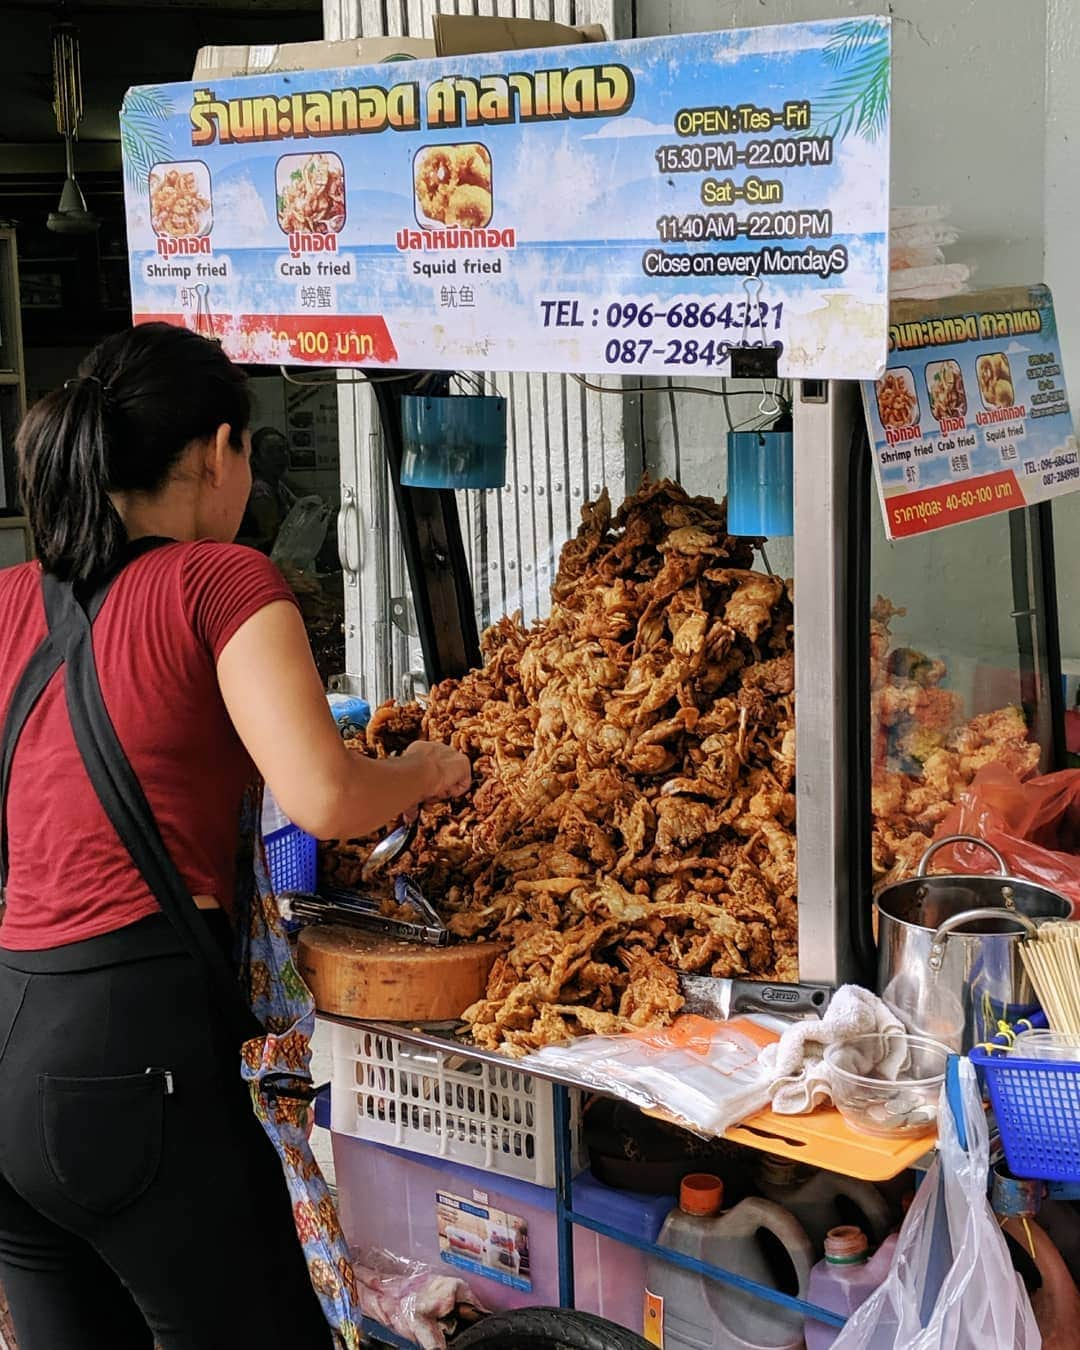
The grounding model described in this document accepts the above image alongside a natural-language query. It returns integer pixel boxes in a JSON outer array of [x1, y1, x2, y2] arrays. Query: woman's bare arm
[[216, 601, 470, 838]]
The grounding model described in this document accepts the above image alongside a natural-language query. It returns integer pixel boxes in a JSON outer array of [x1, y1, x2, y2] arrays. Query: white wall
[[633, 0, 1080, 687], [1045, 0, 1080, 380], [1045, 0, 1080, 671], [638, 0, 1046, 288]]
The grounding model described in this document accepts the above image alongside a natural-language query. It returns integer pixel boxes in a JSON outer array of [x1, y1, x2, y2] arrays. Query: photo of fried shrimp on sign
[[149, 161, 212, 239], [413, 143, 493, 228], [875, 368, 919, 430]]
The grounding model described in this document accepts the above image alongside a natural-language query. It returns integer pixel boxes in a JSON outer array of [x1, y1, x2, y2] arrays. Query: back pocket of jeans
[[39, 1071, 167, 1214]]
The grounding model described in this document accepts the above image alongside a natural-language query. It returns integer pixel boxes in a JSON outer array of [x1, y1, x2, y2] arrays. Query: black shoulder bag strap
[[1, 557, 262, 1049], [1, 541, 174, 886], [46, 572, 263, 1047], [0, 578, 116, 889]]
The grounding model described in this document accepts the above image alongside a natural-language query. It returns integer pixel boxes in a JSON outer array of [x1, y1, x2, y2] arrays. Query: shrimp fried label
[[862, 285, 1078, 539], [121, 19, 890, 376]]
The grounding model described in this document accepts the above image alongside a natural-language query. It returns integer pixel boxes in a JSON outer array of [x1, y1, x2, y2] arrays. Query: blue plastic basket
[[970, 1044, 1080, 1181], [264, 823, 317, 897]]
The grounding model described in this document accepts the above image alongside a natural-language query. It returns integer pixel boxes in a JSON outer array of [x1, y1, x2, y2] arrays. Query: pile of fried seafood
[[323, 480, 797, 1052], [322, 482, 1040, 1054], [870, 596, 1039, 881]]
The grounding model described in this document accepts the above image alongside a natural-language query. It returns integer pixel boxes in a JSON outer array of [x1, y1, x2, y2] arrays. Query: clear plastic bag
[[832, 1058, 1040, 1349], [353, 1248, 486, 1349], [270, 494, 330, 573], [524, 1014, 782, 1137]]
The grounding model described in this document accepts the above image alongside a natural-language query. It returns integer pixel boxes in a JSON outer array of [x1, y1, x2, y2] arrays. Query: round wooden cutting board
[[297, 925, 503, 1021]]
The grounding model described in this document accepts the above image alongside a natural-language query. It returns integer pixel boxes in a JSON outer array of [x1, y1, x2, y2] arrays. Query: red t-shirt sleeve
[[180, 542, 299, 661]]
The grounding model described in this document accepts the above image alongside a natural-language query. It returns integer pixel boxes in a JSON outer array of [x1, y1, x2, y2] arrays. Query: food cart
[[119, 7, 1078, 1346]]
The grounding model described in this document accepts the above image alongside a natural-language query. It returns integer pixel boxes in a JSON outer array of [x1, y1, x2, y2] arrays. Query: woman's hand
[[403, 739, 472, 803], [217, 600, 473, 839]]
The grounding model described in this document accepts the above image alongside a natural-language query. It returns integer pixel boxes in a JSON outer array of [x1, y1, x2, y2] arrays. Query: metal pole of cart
[[553, 1083, 577, 1309], [368, 372, 482, 685]]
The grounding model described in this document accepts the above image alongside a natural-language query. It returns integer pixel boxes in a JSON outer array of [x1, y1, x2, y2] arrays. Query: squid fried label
[[862, 285, 1078, 539], [120, 18, 890, 377]]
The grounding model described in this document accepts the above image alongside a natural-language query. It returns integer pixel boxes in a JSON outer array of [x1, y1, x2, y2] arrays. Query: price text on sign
[[861, 285, 1078, 540], [121, 17, 891, 379]]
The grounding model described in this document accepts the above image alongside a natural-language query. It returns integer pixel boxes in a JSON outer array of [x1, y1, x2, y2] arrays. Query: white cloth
[[758, 984, 906, 1114]]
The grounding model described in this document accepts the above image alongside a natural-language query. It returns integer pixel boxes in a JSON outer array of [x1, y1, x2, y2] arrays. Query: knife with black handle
[[680, 975, 832, 1020]]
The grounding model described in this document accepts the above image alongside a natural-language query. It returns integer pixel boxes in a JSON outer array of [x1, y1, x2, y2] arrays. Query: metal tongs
[[289, 874, 449, 947]]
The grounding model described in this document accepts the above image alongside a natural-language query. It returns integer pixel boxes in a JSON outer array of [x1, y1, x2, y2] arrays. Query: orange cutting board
[[297, 925, 503, 1021]]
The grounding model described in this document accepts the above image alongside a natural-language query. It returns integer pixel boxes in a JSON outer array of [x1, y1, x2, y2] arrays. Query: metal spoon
[[361, 819, 417, 882]]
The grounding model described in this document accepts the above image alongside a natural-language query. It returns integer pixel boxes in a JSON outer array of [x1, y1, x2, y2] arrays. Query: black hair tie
[[64, 374, 117, 410]]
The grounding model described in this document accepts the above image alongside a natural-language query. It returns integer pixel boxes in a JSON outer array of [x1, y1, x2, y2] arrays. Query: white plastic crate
[[329, 1023, 586, 1187]]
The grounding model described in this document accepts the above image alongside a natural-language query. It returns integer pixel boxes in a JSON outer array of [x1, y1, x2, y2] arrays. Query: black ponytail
[[16, 324, 250, 581]]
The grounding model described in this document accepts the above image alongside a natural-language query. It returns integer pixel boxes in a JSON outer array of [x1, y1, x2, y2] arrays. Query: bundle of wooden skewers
[[1020, 921, 1080, 1035]]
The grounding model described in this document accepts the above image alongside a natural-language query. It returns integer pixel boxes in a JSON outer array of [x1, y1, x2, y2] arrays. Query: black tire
[[452, 1307, 653, 1350]]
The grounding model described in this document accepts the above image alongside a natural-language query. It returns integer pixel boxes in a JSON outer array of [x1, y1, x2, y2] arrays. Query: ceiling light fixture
[[47, 22, 99, 235]]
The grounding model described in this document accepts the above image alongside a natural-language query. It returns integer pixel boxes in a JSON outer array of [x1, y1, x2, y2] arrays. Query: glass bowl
[[825, 1033, 950, 1138]]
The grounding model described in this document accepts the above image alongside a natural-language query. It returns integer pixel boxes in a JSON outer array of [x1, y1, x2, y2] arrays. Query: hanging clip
[[758, 378, 782, 420], [193, 283, 216, 341], [740, 276, 763, 348]]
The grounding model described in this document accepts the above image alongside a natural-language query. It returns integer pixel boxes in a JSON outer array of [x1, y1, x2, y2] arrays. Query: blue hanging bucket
[[727, 430, 794, 536], [400, 394, 507, 490]]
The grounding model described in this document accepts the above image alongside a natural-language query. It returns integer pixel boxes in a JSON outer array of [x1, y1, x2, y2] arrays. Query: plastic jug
[[644, 1173, 814, 1350], [755, 1157, 892, 1255], [804, 1226, 898, 1349]]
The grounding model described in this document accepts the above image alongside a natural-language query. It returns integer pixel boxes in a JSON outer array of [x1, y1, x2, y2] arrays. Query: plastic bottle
[[804, 1226, 898, 1349], [755, 1157, 892, 1254], [644, 1173, 814, 1350]]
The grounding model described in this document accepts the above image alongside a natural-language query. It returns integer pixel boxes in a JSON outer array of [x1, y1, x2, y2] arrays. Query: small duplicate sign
[[862, 284, 1077, 539]]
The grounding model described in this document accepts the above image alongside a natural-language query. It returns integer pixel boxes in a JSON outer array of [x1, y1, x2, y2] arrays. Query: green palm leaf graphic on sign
[[121, 87, 175, 187], [811, 20, 890, 142], [823, 18, 886, 68]]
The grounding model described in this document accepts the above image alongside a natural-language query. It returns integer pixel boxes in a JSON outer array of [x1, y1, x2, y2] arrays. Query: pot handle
[[927, 906, 1039, 973], [917, 834, 1008, 879]]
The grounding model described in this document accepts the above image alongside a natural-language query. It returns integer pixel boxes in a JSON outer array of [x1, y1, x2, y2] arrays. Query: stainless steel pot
[[875, 835, 1072, 1051]]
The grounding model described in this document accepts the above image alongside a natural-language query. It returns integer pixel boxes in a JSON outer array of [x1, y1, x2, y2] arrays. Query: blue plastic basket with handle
[[970, 1013, 1080, 1182], [264, 823, 317, 897]]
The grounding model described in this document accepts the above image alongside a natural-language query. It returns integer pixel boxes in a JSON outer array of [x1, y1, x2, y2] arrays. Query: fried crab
[[321, 493, 1040, 1054], [869, 596, 1040, 884], [322, 480, 798, 1053]]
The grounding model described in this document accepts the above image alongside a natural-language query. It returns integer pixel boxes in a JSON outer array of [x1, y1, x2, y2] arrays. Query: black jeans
[[0, 914, 332, 1349]]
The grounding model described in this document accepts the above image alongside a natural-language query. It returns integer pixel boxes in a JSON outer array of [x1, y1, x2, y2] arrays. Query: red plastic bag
[[932, 765, 1080, 915]]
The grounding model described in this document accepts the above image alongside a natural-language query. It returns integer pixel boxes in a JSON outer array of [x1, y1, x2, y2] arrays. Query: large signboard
[[862, 285, 1078, 539], [121, 18, 890, 378]]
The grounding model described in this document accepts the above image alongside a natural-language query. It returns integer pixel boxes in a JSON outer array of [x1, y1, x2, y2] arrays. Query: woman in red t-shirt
[[0, 324, 471, 1349]]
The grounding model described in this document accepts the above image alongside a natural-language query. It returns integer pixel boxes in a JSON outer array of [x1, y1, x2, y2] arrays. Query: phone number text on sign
[[540, 297, 783, 371]]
